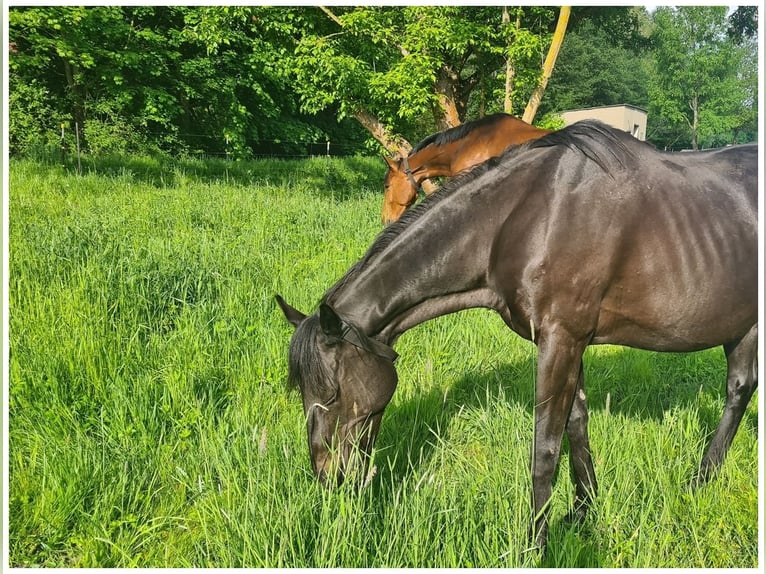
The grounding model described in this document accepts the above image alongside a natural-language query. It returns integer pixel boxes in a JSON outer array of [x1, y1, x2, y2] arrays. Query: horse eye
[[306, 389, 338, 416], [322, 390, 339, 408]]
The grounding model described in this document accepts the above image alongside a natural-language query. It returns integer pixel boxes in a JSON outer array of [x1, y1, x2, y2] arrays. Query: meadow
[[7, 154, 759, 567]]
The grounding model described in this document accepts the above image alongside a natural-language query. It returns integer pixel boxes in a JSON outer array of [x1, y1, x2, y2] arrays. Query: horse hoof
[[564, 506, 588, 525]]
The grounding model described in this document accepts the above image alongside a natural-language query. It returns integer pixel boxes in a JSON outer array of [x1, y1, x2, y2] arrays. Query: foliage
[[540, 19, 650, 116], [647, 6, 758, 149], [567, 6, 649, 51], [7, 75, 60, 157], [727, 6, 758, 41], [292, 6, 557, 137], [7, 6, 759, 155], [8, 156, 759, 567], [8, 6, 366, 158]]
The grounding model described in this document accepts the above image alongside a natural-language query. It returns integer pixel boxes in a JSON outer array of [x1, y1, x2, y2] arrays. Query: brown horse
[[381, 113, 551, 224]]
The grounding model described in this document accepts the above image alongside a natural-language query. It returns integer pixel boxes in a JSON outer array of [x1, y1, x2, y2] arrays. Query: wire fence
[[50, 123, 369, 163]]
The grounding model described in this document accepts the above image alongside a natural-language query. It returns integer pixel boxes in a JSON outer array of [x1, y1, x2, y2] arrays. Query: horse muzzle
[[312, 415, 382, 488]]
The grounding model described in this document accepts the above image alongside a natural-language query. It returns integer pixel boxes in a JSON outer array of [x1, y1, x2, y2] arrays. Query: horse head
[[276, 295, 398, 486], [382, 154, 419, 226]]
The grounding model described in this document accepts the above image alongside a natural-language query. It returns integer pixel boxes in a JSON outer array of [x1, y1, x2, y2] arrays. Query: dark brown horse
[[381, 113, 550, 224], [278, 121, 757, 552]]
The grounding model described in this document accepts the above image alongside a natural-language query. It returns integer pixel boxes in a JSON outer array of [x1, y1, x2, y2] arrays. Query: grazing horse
[[381, 113, 550, 225], [278, 121, 757, 551]]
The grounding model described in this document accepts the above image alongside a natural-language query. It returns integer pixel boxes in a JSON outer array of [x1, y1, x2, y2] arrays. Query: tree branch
[[318, 6, 343, 27], [352, 107, 412, 156], [522, 6, 571, 124]]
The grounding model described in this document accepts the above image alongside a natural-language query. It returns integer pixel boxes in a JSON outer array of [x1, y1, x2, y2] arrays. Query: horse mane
[[286, 314, 333, 394], [524, 119, 641, 172], [326, 121, 638, 305], [322, 183, 458, 304], [411, 113, 512, 154]]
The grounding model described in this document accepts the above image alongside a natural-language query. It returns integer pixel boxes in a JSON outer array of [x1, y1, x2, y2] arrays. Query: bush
[[83, 116, 149, 156], [8, 76, 60, 158]]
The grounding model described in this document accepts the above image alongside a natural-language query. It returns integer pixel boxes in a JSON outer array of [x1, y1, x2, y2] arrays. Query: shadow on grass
[[53, 153, 388, 202], [379, 344, 740, 473], [371, 341, 754, 565]]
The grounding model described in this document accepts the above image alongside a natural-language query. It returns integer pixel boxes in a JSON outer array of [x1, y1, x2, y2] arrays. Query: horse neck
[[325, 182, 511, 343], [407, 144, 458, 181], [409, 119, 549, 182]]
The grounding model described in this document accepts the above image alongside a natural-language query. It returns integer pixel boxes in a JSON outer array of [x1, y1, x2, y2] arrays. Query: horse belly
[[594, 206, 757, 351]]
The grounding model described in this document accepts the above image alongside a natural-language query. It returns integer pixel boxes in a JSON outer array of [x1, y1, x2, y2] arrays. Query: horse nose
[[382, 208, 399, 226], [316, 467, 346, 488], [382, 201, 403, 226], [314, 453, 346, 487]]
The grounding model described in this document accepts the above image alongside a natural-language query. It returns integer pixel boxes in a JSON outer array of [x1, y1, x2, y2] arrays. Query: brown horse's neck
[[406, 146, 455, 182], [406, 117, 551, 183]]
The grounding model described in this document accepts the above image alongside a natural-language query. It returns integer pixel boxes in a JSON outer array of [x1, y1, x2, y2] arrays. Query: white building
[[560, 104, 648, 141]]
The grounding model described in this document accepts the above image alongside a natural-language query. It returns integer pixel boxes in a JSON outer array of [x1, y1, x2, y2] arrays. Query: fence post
[[326, 140, 330, 157], [74, 122, 82, 175], [60, 123, 66, 165]]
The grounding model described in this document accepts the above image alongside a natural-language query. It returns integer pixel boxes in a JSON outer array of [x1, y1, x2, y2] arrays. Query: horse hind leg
[[697, 323, 757, 484], [564, 363, 598, 522]]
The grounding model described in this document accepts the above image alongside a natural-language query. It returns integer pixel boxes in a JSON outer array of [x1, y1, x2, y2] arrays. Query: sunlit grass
[[8, 156, 758, 567]]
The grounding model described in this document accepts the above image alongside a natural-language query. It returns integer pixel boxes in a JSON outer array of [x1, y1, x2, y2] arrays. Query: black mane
[[286, 314, 332, 394], [524, 119, 642, 171]]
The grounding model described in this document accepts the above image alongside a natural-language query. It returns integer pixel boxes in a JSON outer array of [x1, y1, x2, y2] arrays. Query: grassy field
[[7, 155, 759, 567]]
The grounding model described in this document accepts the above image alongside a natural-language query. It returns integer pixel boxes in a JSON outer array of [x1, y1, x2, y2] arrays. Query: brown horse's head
[[382, 155, 419, 226]]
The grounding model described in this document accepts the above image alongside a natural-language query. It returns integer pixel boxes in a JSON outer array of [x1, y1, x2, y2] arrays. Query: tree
[[185, 6, 360, 153], [727, 5, 758, 41], [539, 15, 650, 116], [9, 7, 132, 150], [9, 6, 368, 157], [18, 6, 742, 158], [10, 6, 209, 153], [289, 6, 562, 155], [648, 6, 756, 150]]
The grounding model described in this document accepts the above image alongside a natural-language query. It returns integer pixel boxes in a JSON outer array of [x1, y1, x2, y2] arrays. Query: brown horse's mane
[[411, 113, 513, 154]]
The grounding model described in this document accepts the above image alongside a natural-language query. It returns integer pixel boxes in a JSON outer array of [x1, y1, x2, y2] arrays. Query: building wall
[[560, 105, 648, 141]]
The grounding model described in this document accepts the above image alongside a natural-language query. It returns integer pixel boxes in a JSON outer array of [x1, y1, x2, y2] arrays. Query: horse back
[[489, 139, 758, 352]]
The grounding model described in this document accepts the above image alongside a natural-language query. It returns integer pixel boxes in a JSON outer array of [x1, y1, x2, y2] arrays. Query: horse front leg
[[529, 326, 588, 550]]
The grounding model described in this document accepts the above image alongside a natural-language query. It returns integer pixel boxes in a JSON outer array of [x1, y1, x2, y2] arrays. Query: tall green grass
[[8, 156, 758, 567]]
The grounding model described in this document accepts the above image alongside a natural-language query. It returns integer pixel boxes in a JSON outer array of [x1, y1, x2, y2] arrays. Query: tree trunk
[[434, 65, 461, 129], [690, 94, 699, 150], [502, 7, 520, 114], [522, 6, 571, 124], [353, 108, 412, 157], [63, 59, 87, 149]]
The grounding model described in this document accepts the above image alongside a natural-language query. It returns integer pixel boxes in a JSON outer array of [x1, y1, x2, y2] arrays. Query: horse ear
[[276, 295, 307, 328], [319, 303, 344, 339], [382, 154, 397, 169]]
